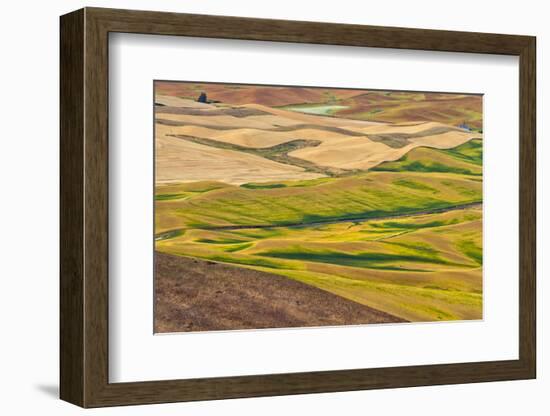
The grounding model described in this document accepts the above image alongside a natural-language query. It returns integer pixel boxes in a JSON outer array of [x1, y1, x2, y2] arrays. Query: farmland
[[154, 81, 483, 332], [156, 176, 482, 323]]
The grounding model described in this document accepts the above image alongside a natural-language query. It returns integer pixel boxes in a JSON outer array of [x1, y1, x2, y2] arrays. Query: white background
[[110, 34, 519, 382], [0, 0, 547, 414]]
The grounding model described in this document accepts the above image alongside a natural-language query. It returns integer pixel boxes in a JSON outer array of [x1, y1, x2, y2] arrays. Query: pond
[[284, 104, 349, 116]]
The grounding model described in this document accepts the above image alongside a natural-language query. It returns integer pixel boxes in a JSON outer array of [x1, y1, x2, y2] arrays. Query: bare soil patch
[[154, 252, 405, 333]]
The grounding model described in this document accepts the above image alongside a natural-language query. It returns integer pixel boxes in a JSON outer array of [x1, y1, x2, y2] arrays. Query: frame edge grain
[[60, 8, 85, 407], [518, 36, 537, 377]]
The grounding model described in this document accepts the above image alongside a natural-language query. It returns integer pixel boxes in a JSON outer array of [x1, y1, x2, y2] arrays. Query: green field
[[373, 139, 483, 175], [155, 170, 481, 232], [156, 159, 483, 322]]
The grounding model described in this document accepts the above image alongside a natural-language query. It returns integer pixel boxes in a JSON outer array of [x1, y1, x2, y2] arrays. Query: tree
[[197, 92, 207, 103]]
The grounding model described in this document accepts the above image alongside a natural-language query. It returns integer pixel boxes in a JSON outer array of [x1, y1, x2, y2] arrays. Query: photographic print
[[154, 81, 483, 333]]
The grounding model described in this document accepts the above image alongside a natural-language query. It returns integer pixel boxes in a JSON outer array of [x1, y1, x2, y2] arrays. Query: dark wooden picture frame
[[60, 7, 536, 408]]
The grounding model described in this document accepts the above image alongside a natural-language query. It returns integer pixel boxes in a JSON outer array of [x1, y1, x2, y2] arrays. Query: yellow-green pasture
[[155, 170, 482, 234], [156, 206, 482, 322], [373, 139, 482, 176]]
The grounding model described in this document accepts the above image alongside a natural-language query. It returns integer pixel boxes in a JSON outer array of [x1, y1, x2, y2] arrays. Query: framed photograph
[[60, 7, 536, 408]]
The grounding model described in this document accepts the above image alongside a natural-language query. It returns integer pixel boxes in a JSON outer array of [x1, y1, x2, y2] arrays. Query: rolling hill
[[153, 81, 484, 330]]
